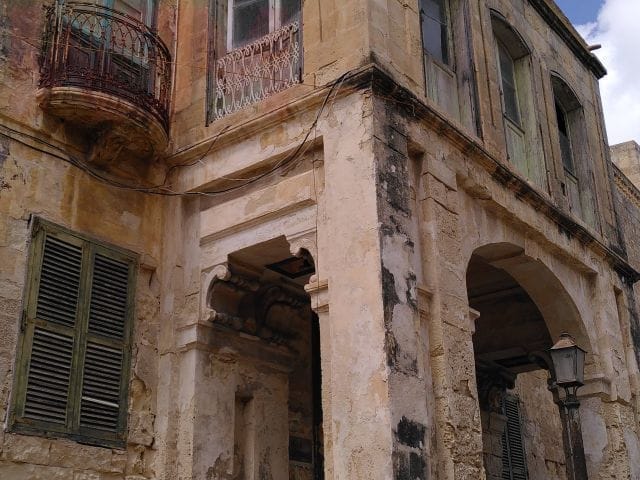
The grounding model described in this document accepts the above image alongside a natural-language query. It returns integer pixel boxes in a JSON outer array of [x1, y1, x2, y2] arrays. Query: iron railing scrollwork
[[212, 22, 301, 120], [40, 1, 171, 131]]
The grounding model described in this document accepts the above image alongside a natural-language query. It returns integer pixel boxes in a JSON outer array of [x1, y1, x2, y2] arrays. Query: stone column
[[305, 277, 333, 480], [308, 91, 396, 479]]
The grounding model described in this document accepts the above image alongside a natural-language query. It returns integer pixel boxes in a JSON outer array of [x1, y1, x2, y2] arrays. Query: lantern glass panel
[[551, 348, 578, 386]]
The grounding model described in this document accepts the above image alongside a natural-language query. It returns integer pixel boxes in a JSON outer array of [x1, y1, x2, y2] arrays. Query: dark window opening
[[420, 0, 449, 65], [498, 41, 521, 127], [555, 101, 575, 174]]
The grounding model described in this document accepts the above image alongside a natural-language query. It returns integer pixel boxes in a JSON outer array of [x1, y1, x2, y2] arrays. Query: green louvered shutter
[[11, 219, 136, 447], [501, 394, 528, 480], [79, 251, 133, 436], [20, 232, 84, 430]]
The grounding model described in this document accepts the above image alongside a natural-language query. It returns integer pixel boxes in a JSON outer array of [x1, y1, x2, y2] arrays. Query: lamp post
[[549, 333, 588, 480]]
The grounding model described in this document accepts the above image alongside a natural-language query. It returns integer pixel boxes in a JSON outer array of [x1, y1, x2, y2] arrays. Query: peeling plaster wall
[[0, 140, 163, 479], [2, 0, 640, 479]]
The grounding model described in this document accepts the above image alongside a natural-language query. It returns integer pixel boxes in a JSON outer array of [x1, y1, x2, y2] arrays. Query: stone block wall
[[0, 136, 163, 479]]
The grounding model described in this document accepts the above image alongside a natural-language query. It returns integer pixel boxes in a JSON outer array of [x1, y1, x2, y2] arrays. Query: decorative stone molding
[[476, 360, 516, 414], [468, 308, 480, 334], [305, 278, 329, 314], [286, 228, 318, 266], [207, 267, 309, 345]]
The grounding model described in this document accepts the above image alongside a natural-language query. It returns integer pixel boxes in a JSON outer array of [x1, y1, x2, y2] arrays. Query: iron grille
[[212, 22, 301, 120], [39, 1, 171, 131]]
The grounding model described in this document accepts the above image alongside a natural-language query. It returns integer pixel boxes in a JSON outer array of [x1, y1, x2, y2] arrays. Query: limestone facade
[[1, 0, 640, 479]]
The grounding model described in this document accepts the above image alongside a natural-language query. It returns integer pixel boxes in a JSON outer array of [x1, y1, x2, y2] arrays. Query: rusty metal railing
[[40, 1, 171, 131], [211, 22, 301, 120]]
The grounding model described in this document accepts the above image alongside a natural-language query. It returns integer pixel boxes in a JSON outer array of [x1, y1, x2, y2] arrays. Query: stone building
[[1, 0, 640, 479]]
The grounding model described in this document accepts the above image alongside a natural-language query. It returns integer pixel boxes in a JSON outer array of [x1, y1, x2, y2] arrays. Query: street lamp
[[550, 332, 586, 397], [549, 333, 588, 480]]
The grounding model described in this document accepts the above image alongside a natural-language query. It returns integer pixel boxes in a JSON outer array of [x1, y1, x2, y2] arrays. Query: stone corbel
[[286, 228, 318, 266], [468, 308, 480, 334], [476, 359, 516, 414], [201, 263, 231, 322], [579, 373, 613, 401], [305, 278, 329, 314]]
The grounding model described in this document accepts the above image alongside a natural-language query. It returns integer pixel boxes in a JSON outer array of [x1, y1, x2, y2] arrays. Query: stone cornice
[[365, 65, 638, 283], [527, 0, 607, 79]]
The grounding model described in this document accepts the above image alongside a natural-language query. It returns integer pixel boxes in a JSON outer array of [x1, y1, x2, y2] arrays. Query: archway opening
[[209, 236, 324, 479], [467, 246, 577, 479]]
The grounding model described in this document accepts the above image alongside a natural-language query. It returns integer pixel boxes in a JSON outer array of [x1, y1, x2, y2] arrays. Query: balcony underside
[[37, 86, 168, 163]]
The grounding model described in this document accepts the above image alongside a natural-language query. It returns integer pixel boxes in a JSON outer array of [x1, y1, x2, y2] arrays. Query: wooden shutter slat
[[87, 254, 129, 339], [80, 341, 123, 431], [36, 236, 82, 328], [502, 395, 528, 480], [23, 328, 74, 425]]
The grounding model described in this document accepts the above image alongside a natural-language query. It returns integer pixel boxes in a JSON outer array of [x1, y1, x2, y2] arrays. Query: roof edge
[[528, 0, 607, 79]]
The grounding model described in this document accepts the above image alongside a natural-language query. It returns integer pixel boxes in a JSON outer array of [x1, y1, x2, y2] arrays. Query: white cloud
[[577, 0, 640, 145]]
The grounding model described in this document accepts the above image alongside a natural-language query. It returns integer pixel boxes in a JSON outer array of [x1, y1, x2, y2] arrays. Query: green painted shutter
[[11, 219, 136, 447], [79, 251, 133, 435], [502, 395, 528, 480], [21, 232, 84, 429]]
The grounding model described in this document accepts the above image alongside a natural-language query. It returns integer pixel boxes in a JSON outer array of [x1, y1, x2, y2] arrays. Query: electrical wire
[[0, 69, 352, 197]]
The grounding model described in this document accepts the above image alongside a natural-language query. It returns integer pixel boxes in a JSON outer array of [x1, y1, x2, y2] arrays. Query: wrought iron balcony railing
[[40, 1, 171, 130], [211, 22, 301, 121]]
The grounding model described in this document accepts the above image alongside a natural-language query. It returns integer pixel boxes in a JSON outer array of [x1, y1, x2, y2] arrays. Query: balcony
[[38, 1, 171, 161], [210, 22, 301, 121]]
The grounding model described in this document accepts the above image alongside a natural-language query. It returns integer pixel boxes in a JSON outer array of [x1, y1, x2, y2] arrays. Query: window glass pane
[[498, 43, 520, 126], [556, 102, 575, 173], [421, 16, 448, 64], [280, 0, 300, 26], [422, 0, 445, 23], [233, 0, 270, 49]]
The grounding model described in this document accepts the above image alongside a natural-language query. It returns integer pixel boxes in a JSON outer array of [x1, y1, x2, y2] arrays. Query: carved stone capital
[[305, 278, 329, 314], [476, 360, 516, 414]]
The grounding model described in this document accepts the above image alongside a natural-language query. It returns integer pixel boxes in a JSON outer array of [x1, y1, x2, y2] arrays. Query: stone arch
[[469, 242, 592, 353], [467, 241, 596, 480], [489, 9, 532, 60]]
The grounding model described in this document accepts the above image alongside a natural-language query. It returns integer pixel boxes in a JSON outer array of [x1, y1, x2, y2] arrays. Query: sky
[[555, 0, 640, 145]]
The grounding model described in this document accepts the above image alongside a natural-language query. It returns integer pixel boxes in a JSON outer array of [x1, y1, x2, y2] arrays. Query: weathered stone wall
[[0, 138, 163, 478], [2, 0, 640, 479], [0, 2, 169, 477], [514, 371, 567, 480]]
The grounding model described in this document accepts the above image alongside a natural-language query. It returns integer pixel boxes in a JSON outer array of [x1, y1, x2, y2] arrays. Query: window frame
[[226, 0, 300, 51], [8, 218, 138, 449], [550, 73, 599, 228], [496, 39, 522, 129], [419, 0, 453, 68]]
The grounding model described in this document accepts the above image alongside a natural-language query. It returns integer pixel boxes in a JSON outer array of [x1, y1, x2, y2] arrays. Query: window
[[417, 0, 479, 133], [420, 0, 450, 65], [111, 0, 157, 28], [227, 0, 301, 50], [551, 75, 598, 227], [491, 12, 545, 188], [208, 0, 302, 121], [497, 41, 521, 127], [501, 394, 528, 480], [9, 219, 137, 447]]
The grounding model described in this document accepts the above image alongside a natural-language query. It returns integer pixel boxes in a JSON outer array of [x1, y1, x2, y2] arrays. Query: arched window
[[418, 0, 478, 133], [551, 75, 598, 227], [491, 12, 545, 188], [420, 0, 450, 65]]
